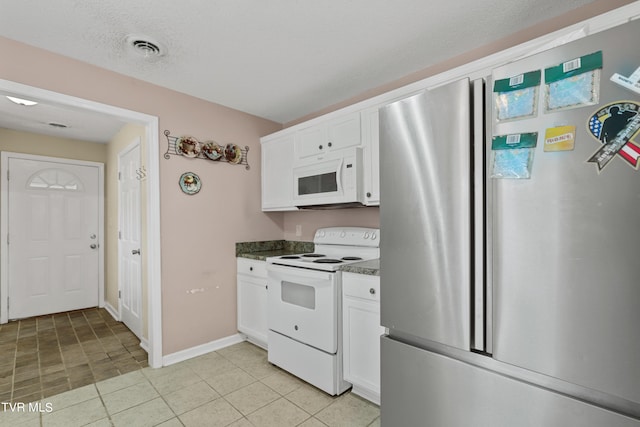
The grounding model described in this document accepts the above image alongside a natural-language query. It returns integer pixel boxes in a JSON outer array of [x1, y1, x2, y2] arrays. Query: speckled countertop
[[236, 240, 380, 276], [340, 259, 380, 276], [235, 240, 314, 261]]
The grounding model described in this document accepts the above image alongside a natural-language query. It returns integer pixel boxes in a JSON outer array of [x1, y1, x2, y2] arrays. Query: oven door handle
[[267, 264, 334, 282]]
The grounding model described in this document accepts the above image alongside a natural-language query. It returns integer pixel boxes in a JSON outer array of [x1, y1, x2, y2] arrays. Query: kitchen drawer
[[237, 258, 268, 278], [343, 272, 380, 302]]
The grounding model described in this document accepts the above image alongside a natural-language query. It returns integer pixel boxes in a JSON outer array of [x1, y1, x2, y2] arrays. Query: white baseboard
[[103, 302, 120, 321], [162, 333, 245, 367], [140, 338, 150, 352]]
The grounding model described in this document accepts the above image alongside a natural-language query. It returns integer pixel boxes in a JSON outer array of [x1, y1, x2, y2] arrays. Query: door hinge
[[6, 170, 9, 181], [118, 171, 122, 181], [6, 234, 8, 245], [119, 290, 121, 299], [118, 231, 122, 239]]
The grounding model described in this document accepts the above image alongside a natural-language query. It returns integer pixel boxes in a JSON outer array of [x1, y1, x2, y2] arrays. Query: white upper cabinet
[[261, 107, 380, 211], [295, 112, 361, 160], [261, 133, 296, 211], [361, 107, 380, 206]]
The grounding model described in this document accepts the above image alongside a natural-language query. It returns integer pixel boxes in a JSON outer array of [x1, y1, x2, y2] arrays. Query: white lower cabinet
[[342, 272, 384, 404], [237, 258, 268, 349]]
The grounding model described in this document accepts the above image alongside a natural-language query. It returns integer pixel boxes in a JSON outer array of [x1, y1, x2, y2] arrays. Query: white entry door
[[7, 155, 102, 319], [119, 140, 142, 339]]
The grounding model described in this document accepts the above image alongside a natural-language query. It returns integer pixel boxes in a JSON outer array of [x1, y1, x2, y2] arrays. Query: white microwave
[[293, 147, 364, 209]]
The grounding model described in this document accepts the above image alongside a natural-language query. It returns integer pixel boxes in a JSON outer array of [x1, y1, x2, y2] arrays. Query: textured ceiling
[[0, 0, 614, 142]]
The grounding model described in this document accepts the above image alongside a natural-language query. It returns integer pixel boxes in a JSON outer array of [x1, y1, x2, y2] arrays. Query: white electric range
[[266, 227, 380, 271], [265, 227, 380, 395]]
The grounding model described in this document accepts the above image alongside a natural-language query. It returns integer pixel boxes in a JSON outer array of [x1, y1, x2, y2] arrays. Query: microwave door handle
[[336, 158, 344, 192]]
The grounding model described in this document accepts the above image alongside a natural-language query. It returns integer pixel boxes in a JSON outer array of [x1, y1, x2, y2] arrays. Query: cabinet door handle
[[318, 144, 323, 150], [369, 288, 376, 295], [328, 142, 332, 147], [366, 192, 372, 198], [249, 267, 253, 271]]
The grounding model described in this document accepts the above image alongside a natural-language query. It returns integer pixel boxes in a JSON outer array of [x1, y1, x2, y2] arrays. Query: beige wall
[[0, 128, 107, 163], [0, 37, 283, 355], [283, 208, 379, 241], [105, 123, 148, 338]]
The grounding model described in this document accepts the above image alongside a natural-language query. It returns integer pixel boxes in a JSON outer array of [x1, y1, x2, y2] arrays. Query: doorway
[[4, 153, 104, 320], [0, 78, 163, 368]]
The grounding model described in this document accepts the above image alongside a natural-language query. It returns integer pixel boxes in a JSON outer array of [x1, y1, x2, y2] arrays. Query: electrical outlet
[[295, 224, 302, 236]]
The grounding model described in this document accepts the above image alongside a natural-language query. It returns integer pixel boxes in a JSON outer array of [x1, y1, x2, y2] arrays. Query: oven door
[[267, 264, 338, 354]]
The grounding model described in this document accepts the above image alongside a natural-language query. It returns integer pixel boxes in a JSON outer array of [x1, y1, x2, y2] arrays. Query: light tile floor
[[0, 341, 380, 427]]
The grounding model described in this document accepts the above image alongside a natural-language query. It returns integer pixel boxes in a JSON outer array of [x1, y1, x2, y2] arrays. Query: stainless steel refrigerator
[[379, 18, 640, 427]]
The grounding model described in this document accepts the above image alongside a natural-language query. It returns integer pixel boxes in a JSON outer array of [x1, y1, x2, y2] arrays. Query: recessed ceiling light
[[6, 96, 38, 106], [48, 122, 68, 128]]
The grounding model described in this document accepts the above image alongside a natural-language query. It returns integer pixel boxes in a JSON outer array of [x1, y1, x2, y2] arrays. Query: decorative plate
[[179, 172, 201, 195], [177, 136, 201, 158], [224, 143, 242, 164], [202, 141, 223, 160]]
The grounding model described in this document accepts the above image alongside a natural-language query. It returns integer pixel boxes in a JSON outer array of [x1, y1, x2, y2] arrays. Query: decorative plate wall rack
[[164, 130, 250, 170]]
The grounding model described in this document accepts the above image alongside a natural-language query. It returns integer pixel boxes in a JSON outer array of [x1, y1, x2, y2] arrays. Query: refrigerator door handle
[[471, 77, 491, 354]]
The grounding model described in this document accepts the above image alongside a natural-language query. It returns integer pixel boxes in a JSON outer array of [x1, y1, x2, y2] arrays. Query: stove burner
[[341, 256, 363, 261], [279, 255, 301, 259], [313, 258, 343, 264], [302, 253, 325, 258]]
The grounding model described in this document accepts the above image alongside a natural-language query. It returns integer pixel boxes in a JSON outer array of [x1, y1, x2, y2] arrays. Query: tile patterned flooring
[[1, 341, 381, 427], [0, 308, 148, 404]]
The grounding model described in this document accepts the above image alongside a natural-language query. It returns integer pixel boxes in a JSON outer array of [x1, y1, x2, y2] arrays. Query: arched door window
[[27, 168, 85, 191]]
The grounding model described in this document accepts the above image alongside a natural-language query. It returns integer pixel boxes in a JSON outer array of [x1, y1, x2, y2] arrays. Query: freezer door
[[381, 337, 640, 427], [491, 19, 640, 406], [379, 79, 471, 350]]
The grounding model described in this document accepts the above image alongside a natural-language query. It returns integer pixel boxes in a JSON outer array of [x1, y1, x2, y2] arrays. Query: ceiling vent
[[125, 34, 166, 58]]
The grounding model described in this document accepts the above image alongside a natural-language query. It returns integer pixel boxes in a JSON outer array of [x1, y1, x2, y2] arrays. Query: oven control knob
[[294, 325, 299, 331], [371, 233, 377, 240], [364, 232, 370, 239], [340, 231, 346, 238]]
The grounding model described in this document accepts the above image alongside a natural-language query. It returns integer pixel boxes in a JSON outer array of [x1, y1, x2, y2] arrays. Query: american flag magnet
[[587, 101, 640, 172]]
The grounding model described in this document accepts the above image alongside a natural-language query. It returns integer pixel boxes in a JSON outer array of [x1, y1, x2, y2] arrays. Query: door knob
[[90, 244, 97, 249], [132, 249, 141, 255]]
